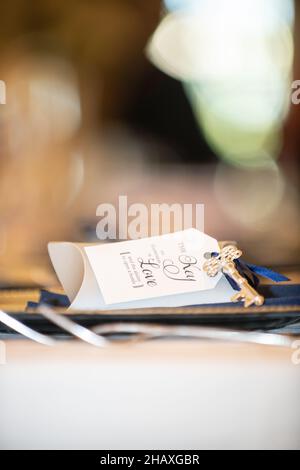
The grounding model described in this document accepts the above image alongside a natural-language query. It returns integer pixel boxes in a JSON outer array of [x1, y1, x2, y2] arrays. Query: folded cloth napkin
[[27, 284, 300, 311]]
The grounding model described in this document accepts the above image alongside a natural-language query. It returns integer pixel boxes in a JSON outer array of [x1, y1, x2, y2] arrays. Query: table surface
[[1, 338, 300, 450]]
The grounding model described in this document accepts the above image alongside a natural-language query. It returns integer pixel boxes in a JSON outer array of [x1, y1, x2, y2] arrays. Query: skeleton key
[[203, 245, 265, 308]]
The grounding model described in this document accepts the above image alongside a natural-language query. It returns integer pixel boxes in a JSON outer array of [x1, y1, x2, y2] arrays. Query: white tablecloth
[[0, 340, 299, 449]]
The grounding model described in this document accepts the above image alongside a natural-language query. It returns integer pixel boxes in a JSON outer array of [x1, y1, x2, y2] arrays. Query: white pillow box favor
[[48, 229, 235, 311]]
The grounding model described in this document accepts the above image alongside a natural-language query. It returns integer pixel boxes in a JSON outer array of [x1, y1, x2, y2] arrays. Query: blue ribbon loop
[[211, 252, 289, 290], [228, 259, 289, 291], [244, 264, 290, 283]]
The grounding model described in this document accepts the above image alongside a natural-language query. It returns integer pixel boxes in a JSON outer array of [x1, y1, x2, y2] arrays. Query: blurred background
[[0, 0, 299, 287]]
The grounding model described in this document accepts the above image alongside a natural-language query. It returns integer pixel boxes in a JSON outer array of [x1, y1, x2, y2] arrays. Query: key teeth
[[231, 292, 243, 303], [231, 293, 265, 308], [231, 292, 265, 308], [244, 298, 254, 308]]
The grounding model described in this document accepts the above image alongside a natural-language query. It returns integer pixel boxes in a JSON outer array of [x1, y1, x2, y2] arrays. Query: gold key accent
[[203, 245, 265, 308]]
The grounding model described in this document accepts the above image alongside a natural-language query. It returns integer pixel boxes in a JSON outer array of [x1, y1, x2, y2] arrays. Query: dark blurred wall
[[0, 0, 214, 165]]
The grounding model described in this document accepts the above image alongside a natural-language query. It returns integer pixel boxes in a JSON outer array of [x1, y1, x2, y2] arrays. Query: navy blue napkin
[[27, 284, 300, 310]]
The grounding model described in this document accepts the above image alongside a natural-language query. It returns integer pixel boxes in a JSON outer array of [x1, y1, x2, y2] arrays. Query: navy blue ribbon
[[211, 252, 289, 290], [245, 264, 289, 283], [227, 259, 289, 291]]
